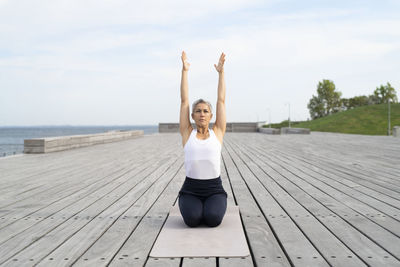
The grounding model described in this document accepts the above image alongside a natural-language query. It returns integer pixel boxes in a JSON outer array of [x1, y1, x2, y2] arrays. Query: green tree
[[340, 98, 350, 110], [350, 95, 369, 108], [307, 79, 342, 119], [308, 95, 325, 119], [373, 82, 398, 104], [367, 94, 380, 105], [342, 95, 374, 110]]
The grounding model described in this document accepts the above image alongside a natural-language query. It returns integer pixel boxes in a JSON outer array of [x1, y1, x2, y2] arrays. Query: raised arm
[[213, 52, 226, 140], [179, 51, 193, 145]]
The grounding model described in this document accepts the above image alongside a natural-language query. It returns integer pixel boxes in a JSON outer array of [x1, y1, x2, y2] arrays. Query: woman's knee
[[179, 194, 203, 227], [203, 210, 224, 227], [203, 194, 227, 227], [181, 209, 202, 227]]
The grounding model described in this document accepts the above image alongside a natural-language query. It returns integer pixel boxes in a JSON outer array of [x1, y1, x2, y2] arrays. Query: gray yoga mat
[[150, 205, 250, 257]]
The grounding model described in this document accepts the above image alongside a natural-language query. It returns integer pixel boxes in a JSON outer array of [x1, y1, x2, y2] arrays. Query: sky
[[0, 0, 399, 126]]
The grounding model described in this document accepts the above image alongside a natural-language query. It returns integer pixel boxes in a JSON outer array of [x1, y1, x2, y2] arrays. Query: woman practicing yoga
[[178, 51, 228, 227]]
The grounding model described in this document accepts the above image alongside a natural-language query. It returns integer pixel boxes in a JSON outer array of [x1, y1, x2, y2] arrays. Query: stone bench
[[393, 126, 400, 138], [24, 130, 143, 153], [259, 127, 281, 135], [280, 127, 310, 134]]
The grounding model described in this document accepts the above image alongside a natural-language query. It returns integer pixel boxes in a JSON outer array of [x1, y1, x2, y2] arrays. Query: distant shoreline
[[0, 125, 159, 129], [0, 125, 159, 157]]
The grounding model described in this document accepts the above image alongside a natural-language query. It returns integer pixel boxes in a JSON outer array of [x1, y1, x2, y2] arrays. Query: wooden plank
[[275, 146, 400, 192], [274, 148, 400, 199], [270, 153, 400, 245], [145, 257, 181, 267], [0, 152, 178, 265], [0, 138, 178, 210], [181, 257, 216, 267], [221, 144, 291, 267], [0, 153, 156, 232], [34, 157, 182, 266], [265, 132, 400, 176], [250, 134, 400, 203], [225, 140, 357, 266], [0, 137, 153, 195], [0, 135, 161, 187], [0, 162, 117, 211], [0, 144, 178, 232], [107, 166, 187, 266], [271, 150, 400, 222], [268, 151, 400, 233], [274, 133, 400, 184], [0, 135, 178, 208], [227, 133, 400, 266], [1, 131, 400, 266], [246, 132, 400, 196], [219, 158, 254, 267], [240, 133, 400, 222]]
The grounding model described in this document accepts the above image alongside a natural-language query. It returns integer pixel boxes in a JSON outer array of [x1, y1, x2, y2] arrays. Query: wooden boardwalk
[[0, 132, 399, 266]]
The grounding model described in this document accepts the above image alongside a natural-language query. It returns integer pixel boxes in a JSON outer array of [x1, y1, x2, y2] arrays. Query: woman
[[178, 50, 227, 227]]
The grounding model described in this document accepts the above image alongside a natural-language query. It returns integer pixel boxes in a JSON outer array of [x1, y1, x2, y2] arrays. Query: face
[[192, 103, 212, 127]]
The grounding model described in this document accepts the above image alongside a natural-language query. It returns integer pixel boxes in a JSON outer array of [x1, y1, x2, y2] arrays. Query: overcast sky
[[1, 0, 399, 126]]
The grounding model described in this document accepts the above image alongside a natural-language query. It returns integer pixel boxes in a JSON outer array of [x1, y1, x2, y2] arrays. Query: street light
[[266, 108, 271, 128], [285, 102, 291, 128], [388, 98, 391, 136]]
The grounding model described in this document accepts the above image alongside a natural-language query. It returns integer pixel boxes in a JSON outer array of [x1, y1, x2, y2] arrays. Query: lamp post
[[285, 103, 291, 128], [388, 98, 391, 136], [266, 108, 271, 128]]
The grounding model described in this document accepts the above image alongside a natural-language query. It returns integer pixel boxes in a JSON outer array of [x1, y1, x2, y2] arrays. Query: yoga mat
[[150, 205, 250, 257]]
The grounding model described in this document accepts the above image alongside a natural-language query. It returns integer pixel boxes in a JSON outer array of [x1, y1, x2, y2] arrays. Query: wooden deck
[[0, 132, 399, 266]]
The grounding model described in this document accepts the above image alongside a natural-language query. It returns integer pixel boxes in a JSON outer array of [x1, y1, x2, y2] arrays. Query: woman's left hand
[[214, 52, 225, 73]]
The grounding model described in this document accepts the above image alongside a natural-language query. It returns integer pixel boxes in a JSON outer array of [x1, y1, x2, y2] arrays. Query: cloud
[[0, 0, 263, 32], [0, 1, 399, 125]]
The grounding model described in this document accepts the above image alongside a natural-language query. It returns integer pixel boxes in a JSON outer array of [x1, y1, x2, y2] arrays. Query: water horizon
[[0, 124, 158, 127], [0, 125, 159, 157]]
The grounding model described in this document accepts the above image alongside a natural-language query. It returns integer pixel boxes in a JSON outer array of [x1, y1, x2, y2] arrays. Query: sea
[[0, 125, 158, 157]]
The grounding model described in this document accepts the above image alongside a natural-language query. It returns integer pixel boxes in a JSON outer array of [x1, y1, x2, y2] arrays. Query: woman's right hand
[[181, 51, 190, 71]]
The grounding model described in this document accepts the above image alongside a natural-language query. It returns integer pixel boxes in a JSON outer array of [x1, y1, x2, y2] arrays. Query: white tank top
[[184, 128, 222, 180]]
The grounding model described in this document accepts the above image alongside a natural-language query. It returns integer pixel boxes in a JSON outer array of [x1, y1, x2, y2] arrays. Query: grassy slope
[[264, 103, 400, 135]]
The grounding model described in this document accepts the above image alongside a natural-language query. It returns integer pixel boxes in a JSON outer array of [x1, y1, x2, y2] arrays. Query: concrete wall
[[159, 122, 312, 135], [159, 122, 259, 133], [24, 130, 143, 153], [281, 127, 310, 134], [259, 127, 281, 135], [394, 126, 400, 138]]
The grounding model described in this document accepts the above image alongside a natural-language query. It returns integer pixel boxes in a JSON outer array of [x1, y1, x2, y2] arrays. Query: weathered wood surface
[[0, 132, 399, 266]]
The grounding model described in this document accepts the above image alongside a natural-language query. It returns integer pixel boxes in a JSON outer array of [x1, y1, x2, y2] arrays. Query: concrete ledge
[[159, 122, 258, 133], [159, 123, 181, 133], [394, 126, 400, 138], [259, 127, 281, 135], [281, 127, 310, 134], [24, 130, 143, 153], [229, 122, 258, 132]]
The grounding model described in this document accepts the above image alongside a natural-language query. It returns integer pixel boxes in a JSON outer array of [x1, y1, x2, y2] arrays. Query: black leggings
[[178, 193, 227, 227]]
